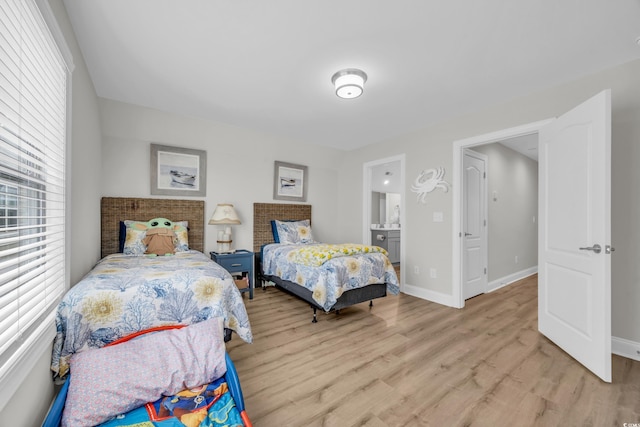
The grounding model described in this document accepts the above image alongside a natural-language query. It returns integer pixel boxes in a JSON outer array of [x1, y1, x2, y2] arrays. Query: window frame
[[0, 0, 74, 411]]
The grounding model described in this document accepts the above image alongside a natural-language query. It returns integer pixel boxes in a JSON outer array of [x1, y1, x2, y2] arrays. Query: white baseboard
[[402, 283, 458, 308], [487, 266, 538, 292], [612, 336, 640, 362]]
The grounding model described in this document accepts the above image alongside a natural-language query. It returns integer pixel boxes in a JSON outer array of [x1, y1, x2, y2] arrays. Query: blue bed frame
[[42, 353, 248, 427]]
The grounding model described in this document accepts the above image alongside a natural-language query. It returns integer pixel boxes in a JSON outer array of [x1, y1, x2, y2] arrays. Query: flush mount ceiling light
[[331, 68, 367, 99]]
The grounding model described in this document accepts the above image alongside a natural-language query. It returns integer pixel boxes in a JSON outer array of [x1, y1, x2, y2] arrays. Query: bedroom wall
[[471, 143, 538, 286], [0, 0, 104, 425], [99, 98, 345, 252], [337, 58, 640, 346]]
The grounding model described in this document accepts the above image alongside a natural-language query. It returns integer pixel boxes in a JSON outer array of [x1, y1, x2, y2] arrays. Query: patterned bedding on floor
[[96, 377, 245, 427]]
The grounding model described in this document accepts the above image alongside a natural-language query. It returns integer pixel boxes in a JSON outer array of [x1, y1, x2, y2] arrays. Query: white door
[[538, 90, 611, 382], [463, 150, 488, 300]]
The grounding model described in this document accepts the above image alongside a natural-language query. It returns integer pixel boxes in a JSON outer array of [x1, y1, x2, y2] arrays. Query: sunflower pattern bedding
[[262, 243, 400, 311], [51, 250, 253, 380]]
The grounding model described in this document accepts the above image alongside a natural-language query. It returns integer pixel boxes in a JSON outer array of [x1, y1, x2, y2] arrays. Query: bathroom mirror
[[371, 192, 400, 227]]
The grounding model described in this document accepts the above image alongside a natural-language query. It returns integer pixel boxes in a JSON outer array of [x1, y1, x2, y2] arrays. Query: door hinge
[[484, 219, 487, 226], [483, 172, 486, 179], [484, 267, 487, 274]]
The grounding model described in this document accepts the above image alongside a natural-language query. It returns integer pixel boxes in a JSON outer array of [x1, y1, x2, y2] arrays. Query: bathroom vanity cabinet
[[371, 229, 400, 264]]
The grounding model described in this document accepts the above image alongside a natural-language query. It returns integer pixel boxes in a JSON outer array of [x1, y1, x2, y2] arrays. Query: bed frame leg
[[312, 307, 317, 323], [369, 300, 373, 309]]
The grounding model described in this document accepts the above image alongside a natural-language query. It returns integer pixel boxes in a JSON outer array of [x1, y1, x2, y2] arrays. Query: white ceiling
[[371, 161, 402, 194], [499, 134, 539, 161], [62, 0, 640, 151]]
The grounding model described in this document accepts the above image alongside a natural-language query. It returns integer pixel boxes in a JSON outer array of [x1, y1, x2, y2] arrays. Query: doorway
[[463, 137, 541, 301], [452, 119, 552, 308], [363, 154, 405, 288], [451, 91, 612, 383]]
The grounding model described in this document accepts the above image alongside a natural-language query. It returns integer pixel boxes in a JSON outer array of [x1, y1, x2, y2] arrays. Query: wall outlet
[[430, 268, 437, 278], [414, 266, 419, 274]]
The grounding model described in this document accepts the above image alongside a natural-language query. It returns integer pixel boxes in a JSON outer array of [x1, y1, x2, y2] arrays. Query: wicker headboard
[[101, 197, 205, 258], [253, 203, 312, 253]]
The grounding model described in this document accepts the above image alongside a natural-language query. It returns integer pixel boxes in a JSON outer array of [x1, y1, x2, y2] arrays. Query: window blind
[[0, 0, 67, 372]]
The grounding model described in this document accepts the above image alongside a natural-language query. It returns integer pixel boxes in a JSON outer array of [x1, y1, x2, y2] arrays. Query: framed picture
[[273, 161, 308, 202], [150, 143, 207, 197]]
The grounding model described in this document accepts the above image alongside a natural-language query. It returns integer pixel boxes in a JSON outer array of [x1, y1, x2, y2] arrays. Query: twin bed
[[253, 203, 399, 322], [45, 197, 253, 427]]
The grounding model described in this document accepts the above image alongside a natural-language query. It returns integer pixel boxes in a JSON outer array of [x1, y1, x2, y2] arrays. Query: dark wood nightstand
[[210, 249, 254, 299]]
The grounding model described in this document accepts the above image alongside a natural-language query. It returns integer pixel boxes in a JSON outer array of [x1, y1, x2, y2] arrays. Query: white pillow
[[274, 219, 315, 244], [61, 317, 226, 427]]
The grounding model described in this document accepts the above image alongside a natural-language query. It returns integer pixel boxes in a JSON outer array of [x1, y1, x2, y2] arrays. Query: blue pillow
[[270, 220, 280, 243], [118, 221, 127, 252]]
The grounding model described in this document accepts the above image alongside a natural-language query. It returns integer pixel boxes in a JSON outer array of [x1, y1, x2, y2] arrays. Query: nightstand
[[210, 249, 254, 299]]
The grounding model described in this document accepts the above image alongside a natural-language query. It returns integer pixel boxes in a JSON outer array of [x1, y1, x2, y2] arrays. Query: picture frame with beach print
[[150, 143, 207, 197], [273, 161, 308, 202]]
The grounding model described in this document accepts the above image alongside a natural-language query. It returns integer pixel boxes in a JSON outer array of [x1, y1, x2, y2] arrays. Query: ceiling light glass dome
[[331, 68, 367, 99]]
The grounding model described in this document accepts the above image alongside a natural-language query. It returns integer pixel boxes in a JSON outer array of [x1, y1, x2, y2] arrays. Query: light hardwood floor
[[226, 275, 640, 426]]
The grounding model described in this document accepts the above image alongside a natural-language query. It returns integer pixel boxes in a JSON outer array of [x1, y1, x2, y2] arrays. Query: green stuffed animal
[[130, 217, 186, 256]]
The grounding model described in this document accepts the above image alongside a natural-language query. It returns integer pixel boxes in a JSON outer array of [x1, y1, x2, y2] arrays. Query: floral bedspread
[[262, 243, 399, 311], [51, 250, 252, 380]]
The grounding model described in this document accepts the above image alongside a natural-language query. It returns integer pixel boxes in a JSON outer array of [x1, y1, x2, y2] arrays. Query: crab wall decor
[[410, 167, 450, 203]]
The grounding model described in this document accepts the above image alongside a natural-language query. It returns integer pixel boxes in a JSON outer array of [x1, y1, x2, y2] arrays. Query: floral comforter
[[262, 243, 399, 311], [51, 250, 252, 380]]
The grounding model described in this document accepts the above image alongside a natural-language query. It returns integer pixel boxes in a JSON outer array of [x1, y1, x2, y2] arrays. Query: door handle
[[464, 232, 472, 236], [579, 244, 601, 254]]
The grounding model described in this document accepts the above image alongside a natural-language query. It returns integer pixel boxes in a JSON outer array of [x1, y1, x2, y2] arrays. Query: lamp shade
[[331, 68, 367, 99], [208, 204, 241, 225]]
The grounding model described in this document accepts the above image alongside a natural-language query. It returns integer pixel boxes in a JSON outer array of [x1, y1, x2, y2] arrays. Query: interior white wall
[[472, 143, 538, 284], [99, 98, 345, 251], [338, 59, 640, 344], [65, 24, 103, 286], [0, 0, 104, 425]]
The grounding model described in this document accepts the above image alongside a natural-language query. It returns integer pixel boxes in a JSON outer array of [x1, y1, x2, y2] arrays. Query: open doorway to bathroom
[[363, 155, 405, 286]]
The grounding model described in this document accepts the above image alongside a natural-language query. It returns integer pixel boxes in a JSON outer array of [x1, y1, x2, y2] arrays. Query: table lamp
[[208, 203, 241, 253]]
